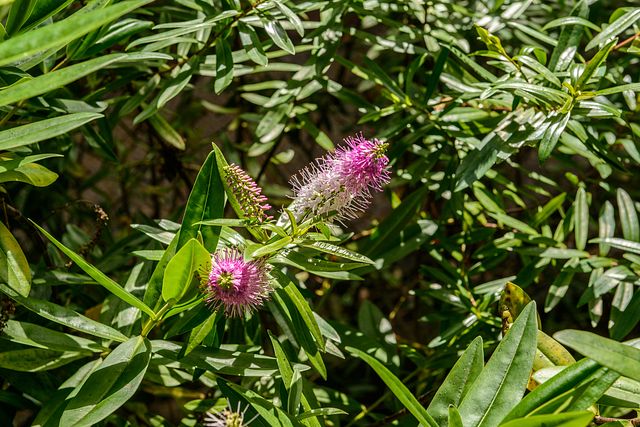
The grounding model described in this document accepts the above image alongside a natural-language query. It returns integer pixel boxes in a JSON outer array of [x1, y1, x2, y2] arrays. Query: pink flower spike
[[225, 164, 273, 223], [201, 248, 272, 317], [289, 133, 390, 221]]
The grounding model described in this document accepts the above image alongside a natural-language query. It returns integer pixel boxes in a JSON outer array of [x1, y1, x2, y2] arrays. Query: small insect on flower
[[224, 164, 272, 223], [203, 401, 257, 427], [200, 248, 272, 317], [289, 133, 390, 221]]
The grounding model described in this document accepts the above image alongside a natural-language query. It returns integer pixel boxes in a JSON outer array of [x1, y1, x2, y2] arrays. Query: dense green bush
[[1, 0, 639, 426]]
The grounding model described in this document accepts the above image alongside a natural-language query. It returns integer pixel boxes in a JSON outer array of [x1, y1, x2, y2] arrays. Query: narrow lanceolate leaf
[[426, 337, 484, 426], [0, 0, 151, 67], [585, 8, 640, 51], [548, 0, 588, 72], [0, 283, 128, 342], [178, 150, 225, 252], [545, 258, 578, 312], [0, 54, 127, 107], [264, 19, 295, 54], [575, 40, 615, 90], [347, 346, 438, 427], [301, 242, 375, 265], [268, 331, 294, 387], [616, 188, 639, 241], [554, 330, 640, 381], [574, 187, 589, 251], [32, 222, 155, 318], [213, 40, 234, 94], [500, 411, 593, 427], [505, 359, 600, 421], [458, 302, 538, 427], [2, 320, 105, 353], [598, 201, 615, 256], [538, 112, 570, 163], [0, 221, 31, 297], [57, 337, 152, 427], [238, 22, 267, 66], [0, 113, 102, 151]]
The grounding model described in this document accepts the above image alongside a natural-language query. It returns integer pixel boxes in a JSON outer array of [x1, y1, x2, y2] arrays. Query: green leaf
[[2, 320, 105, 353], [300, 242, 375, 265], [32, 222, 155, 318], [214, 40, 234, 94], [448, 405, 463, 427], [347, 346, 438, 427], [545, 258, 578, 312], [586, 8, 640, 51], [148, 112, 185, 150], [5, 0, 37, 35], [0, 54, 127, 107], [288, 368, 303, 415], [143, 234, 178, 312], [0, 161, 58, 187], [616, 188, 639, 241], [0, 0, 151, 67], [539, 112, 570, 163], [269, 331, 294, 387], [505, 358, 600, 421], [427, 337, 484, 426], [500, 411, 594, 427], [0, 283, 128, 342], [273, 269, 324, 350], [542, 17, 602, 32], [596, 83, 640, 96], [576, 40, 615, 90], [264, 19, 295, 55], [598, 201, 615, 256], [152, 340, 308, 377], [574, 187, 589, 250], [458, 302, 538, 427], [592, 237, 640, 254], [548, 0, 588, 71], [238, 22, 267, 66], [177, 150, 225, 252], [0, 343, 85, 372], [183, 311, 220, 356], [610, 290, 640, 340], [162, 238, 210, 302], [0, 112, 102, 151], [0, 221, 30, 297], [554, 330, 640, 381], [57, 336, 152, 427]]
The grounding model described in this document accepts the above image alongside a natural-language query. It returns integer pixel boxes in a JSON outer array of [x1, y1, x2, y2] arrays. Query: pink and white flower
[[289, 133, 390, 221]]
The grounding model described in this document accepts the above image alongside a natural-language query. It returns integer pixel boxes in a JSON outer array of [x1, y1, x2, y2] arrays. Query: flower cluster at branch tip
[[289, 133, 390, 221], [203, 401, 256, 427], [200, 248, 272, 317], [224, 164, 272, 223]]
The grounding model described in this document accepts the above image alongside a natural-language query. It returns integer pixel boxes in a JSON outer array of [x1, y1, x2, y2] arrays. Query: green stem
[[141, 299, 175, 337]]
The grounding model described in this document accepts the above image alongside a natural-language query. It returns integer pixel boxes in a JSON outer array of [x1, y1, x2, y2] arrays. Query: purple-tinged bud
[[225, 164, 272, 223]]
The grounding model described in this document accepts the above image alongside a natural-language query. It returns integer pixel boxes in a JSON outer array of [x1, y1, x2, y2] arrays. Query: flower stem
[[141, 299, 175, 337]]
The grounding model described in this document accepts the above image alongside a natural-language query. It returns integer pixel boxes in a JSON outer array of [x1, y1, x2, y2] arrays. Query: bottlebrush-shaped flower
[[201, 248, 272, 317], [224, 164, 272, 223], [289, 133, 390, 221]]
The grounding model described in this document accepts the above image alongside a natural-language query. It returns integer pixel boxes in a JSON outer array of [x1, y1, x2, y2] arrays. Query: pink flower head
[[289, 133, 390, 221], [201, 248, 272, 317], [225, 164, 272, 223]]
